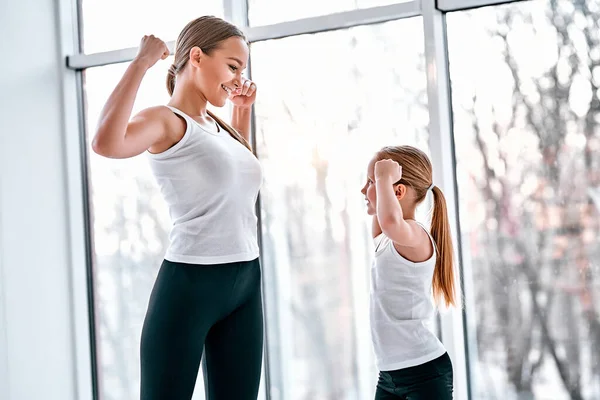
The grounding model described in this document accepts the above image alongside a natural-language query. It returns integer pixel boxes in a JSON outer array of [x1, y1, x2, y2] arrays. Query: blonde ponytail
[[430, 185, 457, 307]]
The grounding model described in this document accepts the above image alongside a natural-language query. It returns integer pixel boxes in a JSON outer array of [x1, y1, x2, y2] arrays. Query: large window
[[447, 1, 600, 399], [81, 6, 430, 400], [251, 17, 429, 399]]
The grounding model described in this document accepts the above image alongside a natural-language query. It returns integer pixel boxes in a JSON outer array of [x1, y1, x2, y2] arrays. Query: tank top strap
[[164, 105, 192, 122], [374, 233, 389, 253], [414, 220, 437, 256]]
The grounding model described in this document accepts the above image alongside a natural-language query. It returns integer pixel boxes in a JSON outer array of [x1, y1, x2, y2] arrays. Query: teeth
[[222, 85, 231, 94]]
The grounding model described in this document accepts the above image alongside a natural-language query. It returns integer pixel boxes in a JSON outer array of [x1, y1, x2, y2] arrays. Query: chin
[[208, 96, 227, 108]]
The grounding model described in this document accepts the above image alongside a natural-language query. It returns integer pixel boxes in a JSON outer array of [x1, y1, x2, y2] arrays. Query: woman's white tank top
[[146, 106, 263, 264]]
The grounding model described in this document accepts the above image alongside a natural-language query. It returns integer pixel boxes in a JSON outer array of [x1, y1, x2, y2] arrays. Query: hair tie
[[428, 183, 434, 191]]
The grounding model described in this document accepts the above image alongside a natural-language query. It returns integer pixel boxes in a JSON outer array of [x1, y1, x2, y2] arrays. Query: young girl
[[361, 145, 455, 399], [92, 16, 263, 400]]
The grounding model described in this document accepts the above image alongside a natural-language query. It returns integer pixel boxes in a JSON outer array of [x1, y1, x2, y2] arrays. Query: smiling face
[[168, 16, 250, 105], [191, 36, 249, 107]]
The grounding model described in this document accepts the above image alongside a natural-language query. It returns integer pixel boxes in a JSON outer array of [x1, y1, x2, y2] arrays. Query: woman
[[92, 16, 263, 400]]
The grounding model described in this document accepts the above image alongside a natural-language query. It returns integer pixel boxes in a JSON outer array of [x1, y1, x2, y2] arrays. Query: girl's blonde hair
[[375, 145, 457, 307]]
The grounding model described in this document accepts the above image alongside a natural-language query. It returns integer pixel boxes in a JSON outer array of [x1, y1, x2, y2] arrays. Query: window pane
[[448, 1, 600, 399], [80, 0, 223, 54], [251, 18, 429, 399], [84, 59, 232, 400], [248, 0, 411, 27]]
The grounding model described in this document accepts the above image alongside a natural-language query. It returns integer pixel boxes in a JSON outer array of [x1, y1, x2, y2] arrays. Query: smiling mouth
[[221, 84, 232, 94]]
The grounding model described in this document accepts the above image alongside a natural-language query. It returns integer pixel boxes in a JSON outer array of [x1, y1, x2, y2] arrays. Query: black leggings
[[140, 258, 263, 400], [375, 353, 454, 399]]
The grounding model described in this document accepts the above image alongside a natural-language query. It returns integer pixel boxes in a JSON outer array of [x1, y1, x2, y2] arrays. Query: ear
[[394, 184, 407, 200], [188, 46, 204, 68]]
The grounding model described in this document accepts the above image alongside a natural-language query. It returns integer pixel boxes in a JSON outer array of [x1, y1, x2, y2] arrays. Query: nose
[[361, 184, 367, 195]]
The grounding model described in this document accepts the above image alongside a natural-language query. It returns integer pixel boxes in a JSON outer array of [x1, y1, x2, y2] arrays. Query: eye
[[229, 65, 238, 71]]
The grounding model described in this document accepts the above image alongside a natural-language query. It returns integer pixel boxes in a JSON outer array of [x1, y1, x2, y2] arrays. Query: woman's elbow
[[91, 135, 108, 156], [91, 131, 118, 157], [91, 135, 102, 154]]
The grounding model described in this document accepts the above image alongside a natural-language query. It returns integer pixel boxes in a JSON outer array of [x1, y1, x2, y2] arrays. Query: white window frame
[[57, 0, 96, 399]]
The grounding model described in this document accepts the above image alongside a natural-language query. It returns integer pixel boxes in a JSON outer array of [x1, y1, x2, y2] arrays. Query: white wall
[[0, 0, 82, 399]]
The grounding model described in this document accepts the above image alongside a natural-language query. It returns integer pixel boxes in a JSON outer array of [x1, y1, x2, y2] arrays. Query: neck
[[402, 206, 416, 220], [168, 80, 209, 117]]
